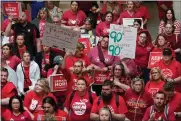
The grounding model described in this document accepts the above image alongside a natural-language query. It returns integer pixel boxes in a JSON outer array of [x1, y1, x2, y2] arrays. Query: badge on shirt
[[28, 29, 31, 32], [29, 99, 38, 110]]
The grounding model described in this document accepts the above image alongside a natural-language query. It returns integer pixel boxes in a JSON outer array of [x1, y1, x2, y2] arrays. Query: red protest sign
[[50, 74, 67, 92], [78, 38, 91, 55], [2, 2, 22, 18], [148, 52, 162, 68], [93, 71, 110, 85]]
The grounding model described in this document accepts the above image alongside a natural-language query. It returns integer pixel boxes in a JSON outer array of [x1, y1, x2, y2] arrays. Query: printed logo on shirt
[[127, 98, 147, 109], [6, 60, 10, 65], [72, 101, 87, 115], [10, 118, 14, 121], [161, 68, 173, 78], [29, 98, 38, 110], [148, 88, 159, 97], [21, 116, 25, 120]]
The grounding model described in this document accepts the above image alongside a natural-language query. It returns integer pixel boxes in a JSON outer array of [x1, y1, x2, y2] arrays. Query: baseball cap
[[53, 56, 64, 65], [163, 48, 172, 56]]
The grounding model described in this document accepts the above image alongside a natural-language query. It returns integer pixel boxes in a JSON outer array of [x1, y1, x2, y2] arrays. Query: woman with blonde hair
[[23, 78, 57, 119], [31, 7, 52, 39], [123, 77, 153, 121], [145, 67, 166, 97]]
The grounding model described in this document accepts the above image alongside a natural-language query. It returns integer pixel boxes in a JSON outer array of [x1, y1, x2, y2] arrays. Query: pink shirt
[[6, 55, 21, 71], [88, 46, 120, 68]]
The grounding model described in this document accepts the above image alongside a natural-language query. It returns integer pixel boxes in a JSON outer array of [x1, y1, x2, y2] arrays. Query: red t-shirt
[[142, 105, 176, 121], [62, 9, 87, 26], [18, 45, 27, 59], [134, 42, 153, 68], [39, 19, 46, 39], [41, 53, 50, 78], [96, 21, 111, 37], [145, 80, 165, 97], [1, 82, 17, 113], [6, 55, 21, 71], [2, 109, 32, 121], [154, 59, 181, 93], [118, 10, 141, 24], [23, 66, 32, 89], [66, 73, 92, 95], [91, 93, 128, 114], [64, 90, 96, 121], [35, 109, 69, 121], [157, 1, 173, 20], [24, 90, 57, 116], [101, 4, 123, 22], [165, 34, 181, 50], [65, 55, 91, 70], [135, 5, 150, 21], [124, 89, 153, 121]]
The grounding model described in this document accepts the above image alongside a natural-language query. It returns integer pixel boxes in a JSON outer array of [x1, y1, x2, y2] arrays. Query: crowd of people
[[1, 1, 181, 121]]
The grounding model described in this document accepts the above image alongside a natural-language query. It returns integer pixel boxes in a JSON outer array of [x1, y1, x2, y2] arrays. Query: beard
[[102, 92, 112, 103]]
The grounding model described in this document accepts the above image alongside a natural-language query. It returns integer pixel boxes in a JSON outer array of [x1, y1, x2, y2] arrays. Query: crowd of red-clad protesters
[[1, 1, 181, 121]]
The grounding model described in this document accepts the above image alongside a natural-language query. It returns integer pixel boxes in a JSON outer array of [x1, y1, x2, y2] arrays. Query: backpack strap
[[149, 105, 154, 119], [97, 96, 102, 106], [88, 89, 93, 104], [70, 90, 76, 104], [115, 93, 119, 107], [164, 104, 169, 121]]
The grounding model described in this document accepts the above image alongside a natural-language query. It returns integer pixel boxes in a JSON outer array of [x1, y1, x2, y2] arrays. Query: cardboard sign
[[148, 52, 162, 68], [108, 24, 137, 59], [38, 114, 66, 121], [42, 23, 80, 54], [49, 74, 67, 92], [2, 2, 22, 18], [78, 38, 91, 55], [123, 18, 143, 29], [93, 71, 110, 85]]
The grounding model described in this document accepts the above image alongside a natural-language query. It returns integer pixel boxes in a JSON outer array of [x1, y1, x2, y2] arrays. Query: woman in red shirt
[[124, 77, 153, 121], [61, 1, 87, 29], [117, 1, 140, 24], [145, 67, 165, 97], [13, 33, 28, 59], [158, 8, 180, 36], [134, 1, 150, 28], [24, 78, 57, 119], [31, 7, 52, 40], [152, 34, 170, 52], [134, 31, 153, 83], [96, 12, 114, 37], [101, 1, 123, 22], [64, 78, 96, 121], [2, 95, 32, 121], [2, 43, 21, 71], [108, 62, 131, 96], [35, 96, 68, 121]]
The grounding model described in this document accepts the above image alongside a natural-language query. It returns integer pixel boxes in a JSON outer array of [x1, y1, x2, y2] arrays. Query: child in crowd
[[99, 106, 112, 121]]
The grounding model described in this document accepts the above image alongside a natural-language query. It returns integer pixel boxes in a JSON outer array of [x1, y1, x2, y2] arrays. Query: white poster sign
[[108, 24, 137, 59], [123, 18, 143, 29], [42, 23, 80, 53]]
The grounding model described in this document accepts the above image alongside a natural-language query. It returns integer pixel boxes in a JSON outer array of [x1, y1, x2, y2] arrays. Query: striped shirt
[[158, 20, 181, 35]]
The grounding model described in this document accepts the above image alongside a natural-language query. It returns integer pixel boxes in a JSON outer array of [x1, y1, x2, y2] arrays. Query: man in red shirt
[[1, 67, 17, 113], [153, 48, 181, 93], [66, 60, 92, 95], [90, 80, 128, 121], [142, 90, 176, 121], [163, 82, 181, 121]]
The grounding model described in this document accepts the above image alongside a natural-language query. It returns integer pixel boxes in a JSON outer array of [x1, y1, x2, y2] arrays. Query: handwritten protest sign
[[148, 52, 162, 68], [2, 2, 22, 18], [49, 74, 67, 92], [42, 23, 80, 53], [108, 24, 137, 59], [123, 18, 143, 29]]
